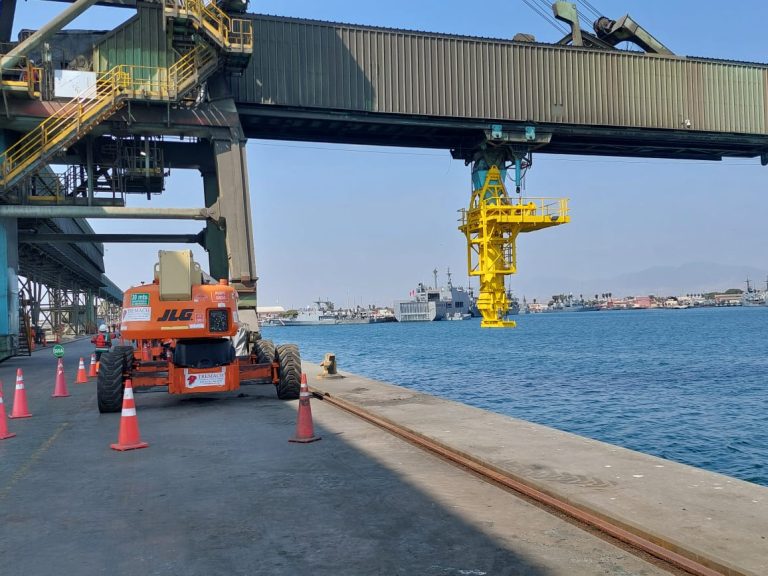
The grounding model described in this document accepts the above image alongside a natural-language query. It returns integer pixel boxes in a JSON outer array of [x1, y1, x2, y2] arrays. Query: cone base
[[111, 441, 149, 451], [0, 432, 16, 439], [52, 392, 71, 398], [9, 413, 32, 419], [289, 435, 321, 443], [76, 379, 88, 384]]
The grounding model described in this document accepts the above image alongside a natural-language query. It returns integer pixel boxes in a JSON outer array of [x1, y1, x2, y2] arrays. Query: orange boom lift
[[97, 250, 301, 412]]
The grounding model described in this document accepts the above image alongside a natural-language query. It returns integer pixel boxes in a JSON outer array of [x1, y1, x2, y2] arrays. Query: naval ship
[[394, 269, 476, 322]]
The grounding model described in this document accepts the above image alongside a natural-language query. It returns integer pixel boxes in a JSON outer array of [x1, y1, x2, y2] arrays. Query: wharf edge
[[305, 363, 767, 576]]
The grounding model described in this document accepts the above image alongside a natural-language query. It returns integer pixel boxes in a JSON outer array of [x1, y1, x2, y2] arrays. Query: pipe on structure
[[19, 232, 205, 245], [0, 0, 100, 70], [0, 206, 215, 220]]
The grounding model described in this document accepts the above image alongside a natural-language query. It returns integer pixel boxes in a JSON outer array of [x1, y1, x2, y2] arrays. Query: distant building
[[633, 296, 652, 309], [713, 294, 742, 306]]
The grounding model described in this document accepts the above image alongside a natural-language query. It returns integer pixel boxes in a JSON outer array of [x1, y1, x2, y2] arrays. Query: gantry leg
[[210, 124, 257, 294], [0, 217, 19, 357]]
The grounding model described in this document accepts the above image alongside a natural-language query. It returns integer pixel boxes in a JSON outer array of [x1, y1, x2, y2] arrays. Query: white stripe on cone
[[122, 408, 137, 417], [124, 387, 134, 400]]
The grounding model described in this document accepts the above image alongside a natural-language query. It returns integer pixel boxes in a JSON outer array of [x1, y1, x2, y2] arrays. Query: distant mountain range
[[514, 262, 767, 301]]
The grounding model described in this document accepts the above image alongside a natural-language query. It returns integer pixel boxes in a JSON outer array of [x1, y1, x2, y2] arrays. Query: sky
[[11, 1, 768, 308]]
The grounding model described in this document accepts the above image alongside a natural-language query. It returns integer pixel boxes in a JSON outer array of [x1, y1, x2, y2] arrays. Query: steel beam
[[1, 0, 100, 70], [0, 206, 215, 220], [19, 232, 204, 244], [0, 0, 17, 43]]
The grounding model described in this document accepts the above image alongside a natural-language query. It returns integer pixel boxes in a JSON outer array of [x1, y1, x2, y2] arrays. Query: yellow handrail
[[0, 45, 217, 188], [0, 54, 43, 97], [164, 0, 253, 51]]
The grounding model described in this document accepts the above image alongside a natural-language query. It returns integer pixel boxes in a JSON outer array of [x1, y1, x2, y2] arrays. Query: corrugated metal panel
[[93, 3, 173, 83], [233, 15, 768, 135]]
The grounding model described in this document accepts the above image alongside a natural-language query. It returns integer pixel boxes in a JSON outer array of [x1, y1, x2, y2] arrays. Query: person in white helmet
[[91, 324, 112, 360]]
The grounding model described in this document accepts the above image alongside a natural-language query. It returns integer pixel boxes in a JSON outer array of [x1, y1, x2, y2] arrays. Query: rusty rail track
[[313, 389, 727, 576]]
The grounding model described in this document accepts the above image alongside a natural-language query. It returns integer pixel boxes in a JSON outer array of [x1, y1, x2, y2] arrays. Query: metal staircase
[[0, 0, 251, 194], [0, 43, 218, 192], [18, 309, 32, 356], [163, 0, 253, 54]]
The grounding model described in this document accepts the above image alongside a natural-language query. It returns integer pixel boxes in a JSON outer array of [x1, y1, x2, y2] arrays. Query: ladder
[[17, 309, 32, 356]]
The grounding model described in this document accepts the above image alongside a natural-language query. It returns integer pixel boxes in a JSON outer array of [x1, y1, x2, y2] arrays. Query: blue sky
[[11, 1, 768, 307]]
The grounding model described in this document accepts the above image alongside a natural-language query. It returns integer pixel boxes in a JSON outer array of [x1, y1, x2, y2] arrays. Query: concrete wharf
[[1, 338, 765, 576]]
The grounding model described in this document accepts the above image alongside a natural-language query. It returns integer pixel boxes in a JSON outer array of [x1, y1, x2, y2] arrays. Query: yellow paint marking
[[0, 422, 69, 503]]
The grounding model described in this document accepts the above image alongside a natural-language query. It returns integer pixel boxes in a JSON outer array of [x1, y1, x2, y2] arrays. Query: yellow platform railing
[[458, 165, 570, 328], [0, 45, 216, 190], [0, 55, 42, 97], [164, 0, 253, 52]]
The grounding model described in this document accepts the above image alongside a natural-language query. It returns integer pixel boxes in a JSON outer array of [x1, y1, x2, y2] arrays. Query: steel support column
[[202, 169, 229, 280], [211, 124, 257, 297], [0, 218, 19, 358], [0, 0, 17, 43]]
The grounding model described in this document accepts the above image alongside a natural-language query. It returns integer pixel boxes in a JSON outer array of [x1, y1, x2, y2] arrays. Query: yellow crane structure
[[459, 159, 569, 328]]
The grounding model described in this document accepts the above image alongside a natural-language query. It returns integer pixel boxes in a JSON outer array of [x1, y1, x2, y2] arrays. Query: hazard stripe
[[121, 408, 136, 417], [16, 384, 23, 390], [0, 398, 4, 404], [123, 387, 134, 400]]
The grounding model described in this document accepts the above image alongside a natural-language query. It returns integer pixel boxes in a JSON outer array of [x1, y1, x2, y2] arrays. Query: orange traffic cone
[[76, 357, 88, 384], [289, 373, 321, 443], [0, 382, 16, 439], [9, 368, 32, 419], [95, 361, 100, 374], [52, 358, 70, 398], [88, 353, 97, 377], [111, 380, 148, 451]]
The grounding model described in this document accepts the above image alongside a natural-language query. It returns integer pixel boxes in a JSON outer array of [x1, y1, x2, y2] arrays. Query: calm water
[[264, 307, 768, 486]]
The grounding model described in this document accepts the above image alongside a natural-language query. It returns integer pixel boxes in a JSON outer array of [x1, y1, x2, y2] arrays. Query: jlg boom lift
[[97, 250, 300, 412]]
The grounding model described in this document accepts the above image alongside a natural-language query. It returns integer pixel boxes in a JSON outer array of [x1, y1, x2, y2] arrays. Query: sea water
[[263, 306, 768, 486]]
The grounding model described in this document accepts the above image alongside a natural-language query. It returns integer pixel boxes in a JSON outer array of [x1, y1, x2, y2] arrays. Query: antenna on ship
[[433, 268, 438, 289], [446, 267, 453, 288]]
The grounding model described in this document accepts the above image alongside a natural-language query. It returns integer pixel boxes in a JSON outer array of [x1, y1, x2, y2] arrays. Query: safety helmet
[[99, 324, 107, 332]]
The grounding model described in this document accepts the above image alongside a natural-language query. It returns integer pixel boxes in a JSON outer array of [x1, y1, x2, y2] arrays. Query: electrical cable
[[521, 0, 568, 34], [577, 0, 603, 19]]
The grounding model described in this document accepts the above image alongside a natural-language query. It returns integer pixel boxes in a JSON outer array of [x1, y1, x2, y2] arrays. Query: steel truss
[[19, 276, 119, 342]]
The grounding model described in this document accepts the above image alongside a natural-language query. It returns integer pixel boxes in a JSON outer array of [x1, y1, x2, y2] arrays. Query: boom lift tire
[[254, 339, 276, 364], [275, 343, 301, 400], [97, 351, 126, 413], [112, 345, 135, 372]]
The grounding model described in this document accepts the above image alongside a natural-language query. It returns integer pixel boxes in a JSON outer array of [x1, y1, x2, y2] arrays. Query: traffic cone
[[289, 373, 321, 443], [88, 353, 97, 377], [110, 379, 148, 451], [9, 368, 32, 419], [76, 357, 88, 384], [0, 382, 16, 439], [52, 358, 70, 398], [95, 361, 100, 374], [141, 343, 151, 362]]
